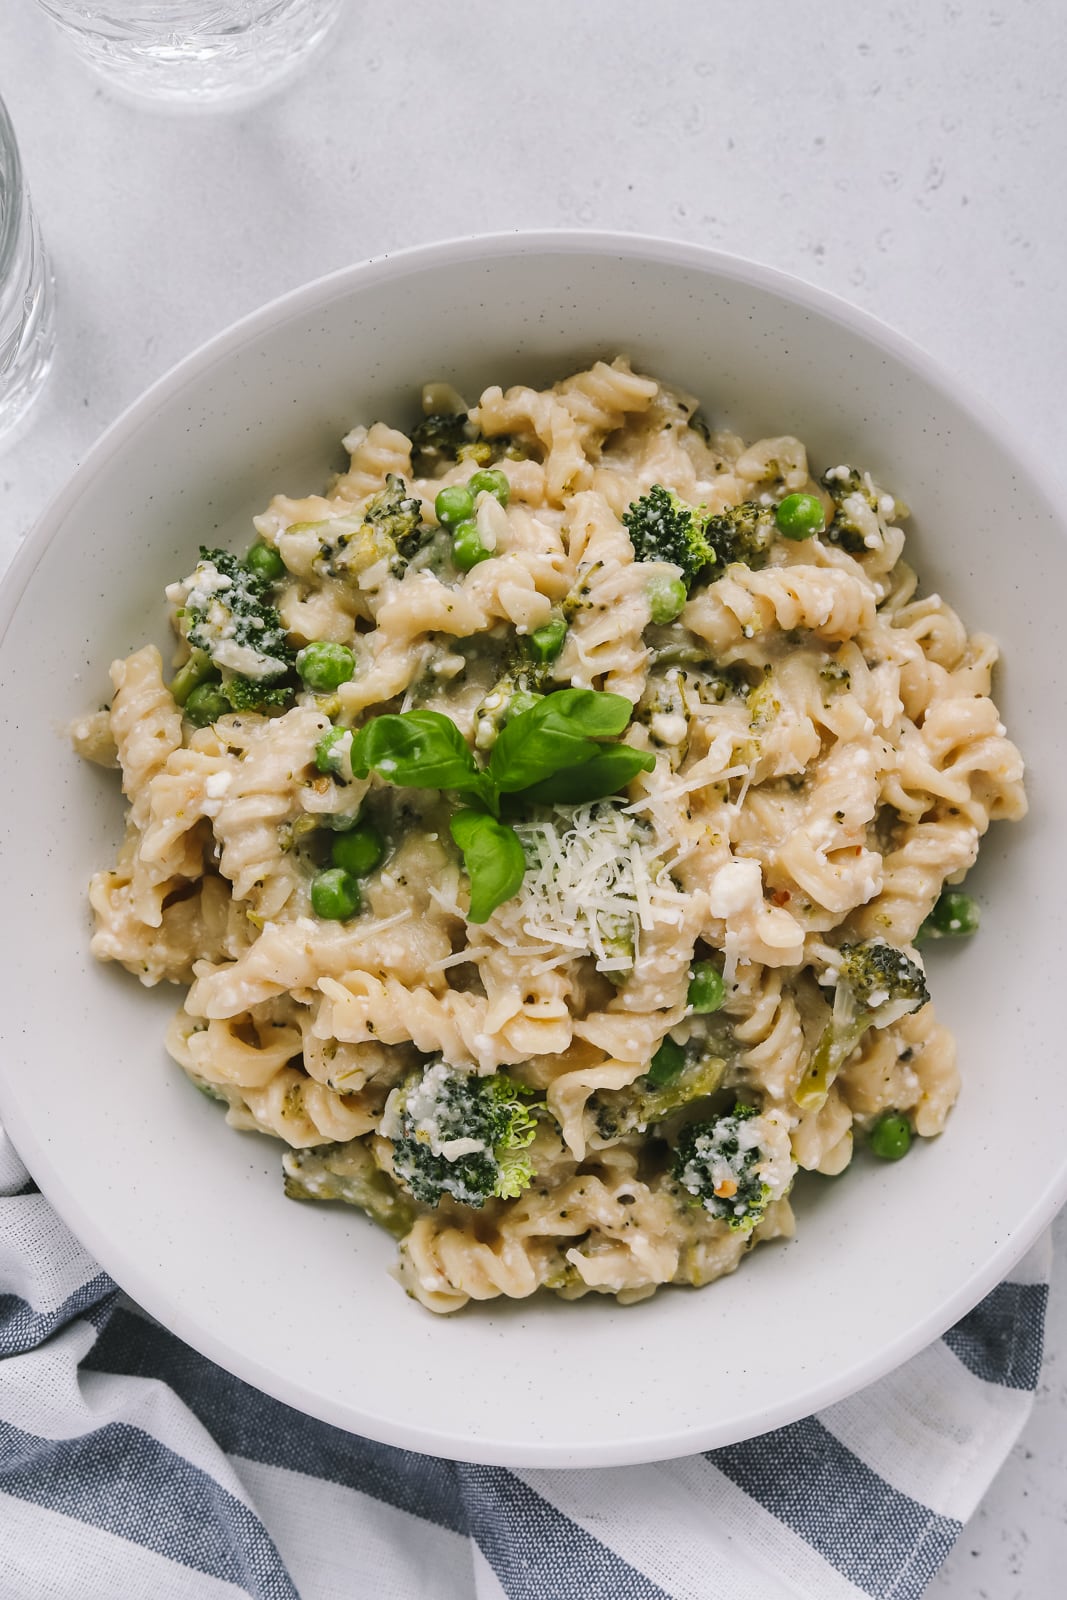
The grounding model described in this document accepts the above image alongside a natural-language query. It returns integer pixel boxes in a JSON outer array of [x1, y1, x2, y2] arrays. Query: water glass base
[[39, 0, 344, 105]]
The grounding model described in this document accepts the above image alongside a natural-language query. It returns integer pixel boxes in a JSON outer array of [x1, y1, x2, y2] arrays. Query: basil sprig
[[347, 689, 654, 922]]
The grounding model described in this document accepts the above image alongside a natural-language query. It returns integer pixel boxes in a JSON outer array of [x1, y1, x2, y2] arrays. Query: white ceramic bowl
[[1, 233, 1063, 1467]]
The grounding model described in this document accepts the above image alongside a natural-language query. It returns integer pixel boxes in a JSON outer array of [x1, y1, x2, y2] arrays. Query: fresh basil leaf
[[519, 744, 655, 805], [450, 809, 527, 923], [540, 687, 634, 737], [352, 711, 484, 795], [488, 689, 635, 793]]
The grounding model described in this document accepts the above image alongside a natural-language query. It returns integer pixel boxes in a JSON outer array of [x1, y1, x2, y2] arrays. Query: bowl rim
[[1, 228, 1063, 1466]]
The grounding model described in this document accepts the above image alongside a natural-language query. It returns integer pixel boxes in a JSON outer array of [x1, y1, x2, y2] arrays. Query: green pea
[[170, 651, 216, 707], [297, 641, 356, 692], [646, 1036, 686, 1087], [435, 484, 475, 528], [310, 866, 361, 921], [331, 822, 386, 877], [467, 467, 510, 506], [245, 540, 286, 582], [184, 682, 232, 726], [774, 492, 826, 541], [687, 961, 726, 1014], [869, 1113, 912, 1161], [646, 573, 688, 624], [452, 519, 492, 572], [314, 726, 349, 775], [919, 889, 980, 941], [528, 617, 567, 663]]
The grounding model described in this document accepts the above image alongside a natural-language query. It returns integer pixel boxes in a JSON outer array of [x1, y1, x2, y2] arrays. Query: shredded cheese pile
[[510, 801, 687, 972]]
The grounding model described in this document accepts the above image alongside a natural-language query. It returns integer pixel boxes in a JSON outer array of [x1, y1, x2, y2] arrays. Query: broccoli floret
[[283, 1139, 417, 1238], [312, 475, 428, 581], [410, 412, 488, 474], [364, 473, 424, 549], [169, 547, 295, 714], [175, 547, 293, 674], [410, 414, 527, 475], [702, 500, 776, 570], [622, 485, 714, 585], [836, 940, 929, 1013], [365, 472, 450, 577], [225, 676, 295, 713], [671, 1103, 774, 1230], [410, 412, 468, 464], [797, 939, 930, 1108], [380, 1060, 541, 1208], [819, 464, 898, 554], [315, 519, 396, 581]]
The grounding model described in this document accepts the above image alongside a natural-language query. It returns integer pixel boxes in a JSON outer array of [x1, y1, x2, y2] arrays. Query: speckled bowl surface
[[0, 232, 1063, 1466]]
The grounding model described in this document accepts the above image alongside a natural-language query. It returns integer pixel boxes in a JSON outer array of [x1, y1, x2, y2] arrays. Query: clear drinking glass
[[0, 98, 55, 439], [34, 1, 344, 104]]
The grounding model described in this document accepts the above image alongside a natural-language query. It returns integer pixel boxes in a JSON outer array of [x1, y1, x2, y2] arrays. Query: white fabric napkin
[[0, 1129, 1048, 1600]]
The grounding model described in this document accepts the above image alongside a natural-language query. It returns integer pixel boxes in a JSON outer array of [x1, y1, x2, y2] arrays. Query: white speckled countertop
[[0, 2, 1063, 1591]]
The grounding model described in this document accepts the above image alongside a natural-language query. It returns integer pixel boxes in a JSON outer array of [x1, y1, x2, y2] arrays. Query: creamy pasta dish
[[76, 359, 1026, 1312]]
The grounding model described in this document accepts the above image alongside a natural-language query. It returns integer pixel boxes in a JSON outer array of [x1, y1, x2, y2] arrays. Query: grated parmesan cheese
[[508, 800, 686, 972]]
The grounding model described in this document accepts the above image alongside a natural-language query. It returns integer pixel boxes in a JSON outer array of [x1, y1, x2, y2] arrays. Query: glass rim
[[0, 95, 25, 282]]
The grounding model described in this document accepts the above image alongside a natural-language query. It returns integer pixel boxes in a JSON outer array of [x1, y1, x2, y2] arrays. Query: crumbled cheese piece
[[475, 492, 507, 551], [211, 638, 287, 678], [650, 712, 688, 746], [166, 561, 232, 611], [205, 771, 232, 799], [709, 857, 803, 976], [750, 1110, 795, 1198], [708, 858, 763, 918]]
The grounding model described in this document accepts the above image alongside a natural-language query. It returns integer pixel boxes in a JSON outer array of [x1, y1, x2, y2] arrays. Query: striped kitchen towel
[[0, 1127, 1049, 1600]]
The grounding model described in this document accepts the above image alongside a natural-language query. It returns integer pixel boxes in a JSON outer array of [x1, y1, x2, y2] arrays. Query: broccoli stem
[[170, 650, 216, 706], [794, 1018, 866, 1109], [282, 1141, 417, 1238]]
